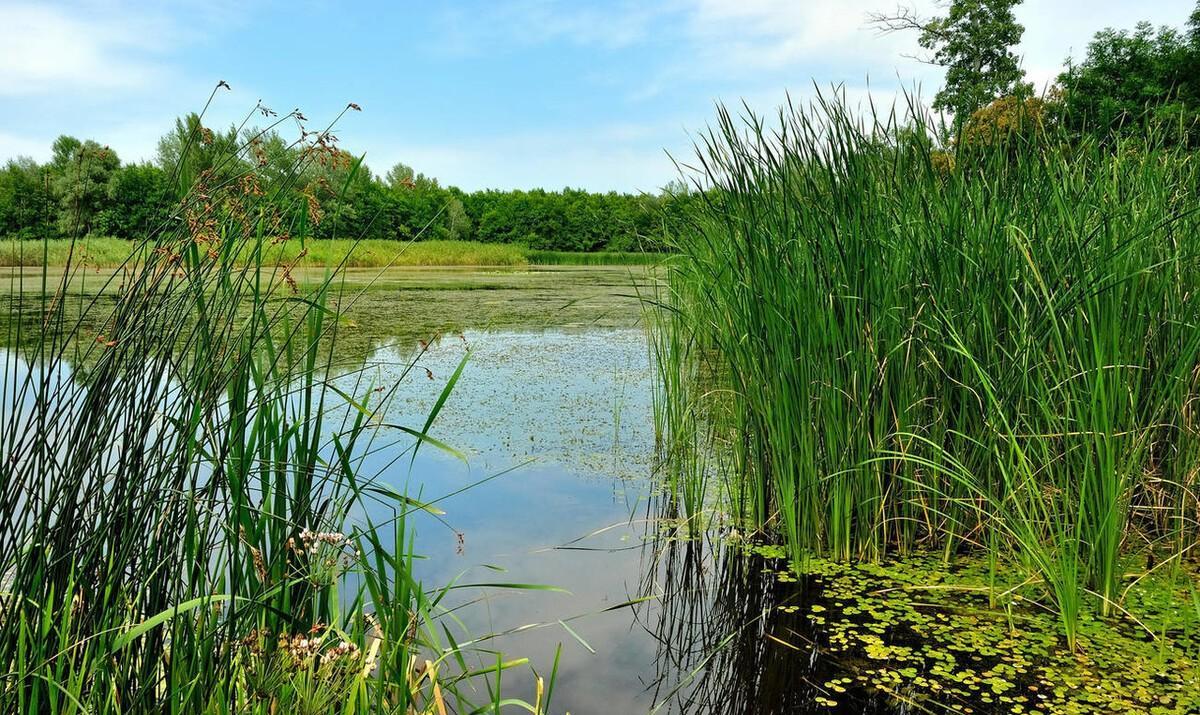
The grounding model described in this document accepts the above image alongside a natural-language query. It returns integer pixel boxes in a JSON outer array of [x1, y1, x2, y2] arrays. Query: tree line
[[0, 113, 691, 252]]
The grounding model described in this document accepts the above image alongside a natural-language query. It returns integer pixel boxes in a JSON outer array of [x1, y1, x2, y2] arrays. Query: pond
[[322, 266, 1200, 715], [1, 264, 693, 712], [4, 264, 1197, 714], [322, 267, 685, 713]]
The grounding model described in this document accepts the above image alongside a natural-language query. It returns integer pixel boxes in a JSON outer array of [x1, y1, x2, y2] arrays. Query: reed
[[0, 89, 550, 713], [526, 250, 663, 266], [655, 91, 1200, 645]]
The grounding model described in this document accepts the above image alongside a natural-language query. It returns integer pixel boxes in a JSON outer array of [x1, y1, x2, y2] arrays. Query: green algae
[[761, 553, 1200, 713]]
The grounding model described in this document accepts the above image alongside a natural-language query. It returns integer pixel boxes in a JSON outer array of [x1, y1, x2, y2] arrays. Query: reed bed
[[0, 89, 553, 713], [654, 94, 1200, 646]]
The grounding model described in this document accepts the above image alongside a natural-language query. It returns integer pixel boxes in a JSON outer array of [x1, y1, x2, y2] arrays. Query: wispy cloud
[[0, 3, 178, 96], [686, 0, 922, 71], [432, 0, 678, 55], [363, 120, 685, 193]]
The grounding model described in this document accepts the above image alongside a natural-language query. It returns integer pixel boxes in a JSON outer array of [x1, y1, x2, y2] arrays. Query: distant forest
[[0, 115, 695, 252]]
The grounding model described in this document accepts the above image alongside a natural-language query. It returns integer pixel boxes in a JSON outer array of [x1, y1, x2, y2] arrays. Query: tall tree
[[49, 136, 82, 174], [871, 0, 1032, 127], [0, 158, 56, 239], [156, 113, 243, 197], [53, 140, 120, 236], [96, 164, 174, 239]]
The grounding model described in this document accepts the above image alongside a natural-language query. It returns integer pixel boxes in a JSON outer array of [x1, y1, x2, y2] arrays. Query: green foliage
[[466, 187, 669, 251], [53, 139, 121, 236], [874, 0, 1031, 123], [96, 163, 174, 238], [156, 112, 244, 195], [928, 0, 1031, 118], [0, 158, 55, 239], [0, 117, 679, 252], [1056, 5, 1200, 144]]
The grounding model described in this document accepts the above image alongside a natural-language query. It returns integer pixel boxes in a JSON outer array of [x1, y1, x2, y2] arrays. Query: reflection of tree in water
[[637, 495, 909, 715]]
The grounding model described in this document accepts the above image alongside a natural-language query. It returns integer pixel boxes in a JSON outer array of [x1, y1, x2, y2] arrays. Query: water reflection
[[643, 526, 906, 715], [336, 326, 665, 712]]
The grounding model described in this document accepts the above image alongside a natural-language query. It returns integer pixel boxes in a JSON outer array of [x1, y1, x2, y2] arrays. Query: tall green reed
[[656, 91, 1200, 646], [0, 87, 548, 713]]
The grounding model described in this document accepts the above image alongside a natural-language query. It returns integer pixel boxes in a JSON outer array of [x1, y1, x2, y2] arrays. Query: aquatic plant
[[0, 86, 552, 713], [655, 89, 1200, 644]]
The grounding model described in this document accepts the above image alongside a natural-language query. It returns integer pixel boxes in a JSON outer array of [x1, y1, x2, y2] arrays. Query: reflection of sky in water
[[337, 328, 669, 713], [362, 328, 653, 476]]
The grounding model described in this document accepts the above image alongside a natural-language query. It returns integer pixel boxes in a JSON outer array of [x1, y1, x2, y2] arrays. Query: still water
[[322, 267, 888, 714], [328, 267, 680, 713]]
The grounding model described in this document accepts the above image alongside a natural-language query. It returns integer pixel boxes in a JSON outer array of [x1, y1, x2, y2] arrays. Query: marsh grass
[[656, 92, 1200, 646], [0, 238, 663, 269], [526, 250, 662, 266], [0, 88, 556, 713]]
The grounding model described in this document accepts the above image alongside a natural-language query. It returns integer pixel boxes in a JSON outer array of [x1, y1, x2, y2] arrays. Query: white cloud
[[0, 131, 47, 161], [0, 3, 176, 96], [687, 0, 928, 70], [363, 122, 684, 194], [625, 1, 947, 103]]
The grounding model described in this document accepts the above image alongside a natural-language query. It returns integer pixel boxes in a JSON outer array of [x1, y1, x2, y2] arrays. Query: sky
[[0, 0, 1196, 192]]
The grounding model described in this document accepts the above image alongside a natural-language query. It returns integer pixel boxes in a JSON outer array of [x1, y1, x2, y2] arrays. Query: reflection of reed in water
[[638, 494, 911, 715]]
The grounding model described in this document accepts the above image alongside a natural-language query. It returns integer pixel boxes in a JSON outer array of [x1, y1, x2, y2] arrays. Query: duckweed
[[769, 554, 1200, 713]]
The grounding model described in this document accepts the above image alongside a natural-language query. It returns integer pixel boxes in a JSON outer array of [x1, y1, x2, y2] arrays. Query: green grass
[[275, 238, 528, 267], [0, 236, 144, 267], [0, 237, 661, 268], [526, 249, 664, 265], [655, 93, 1200, 648]]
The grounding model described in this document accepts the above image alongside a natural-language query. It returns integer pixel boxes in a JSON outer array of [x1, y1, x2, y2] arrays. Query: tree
[[96, 164, 174, 239], [1055, 5, 1200, 144], [384, 162, 439, 191], [0, 158, 56, 239], [244, 129, 303, 188], [49, 136, 82, 173], [871, 0, 1032, 128], [959, 95, 1050, 151], [0, 118, 675, 251], [53, 139, 120, 236], [441, 195, 472, 241], [156, 113, 244, 197]]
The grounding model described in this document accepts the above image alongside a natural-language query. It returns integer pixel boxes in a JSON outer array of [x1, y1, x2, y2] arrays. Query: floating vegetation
[[765, 552, 1200, 714]]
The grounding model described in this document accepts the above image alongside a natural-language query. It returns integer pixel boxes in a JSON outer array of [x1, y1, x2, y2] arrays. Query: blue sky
[[1, 0, 1196, 192]]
